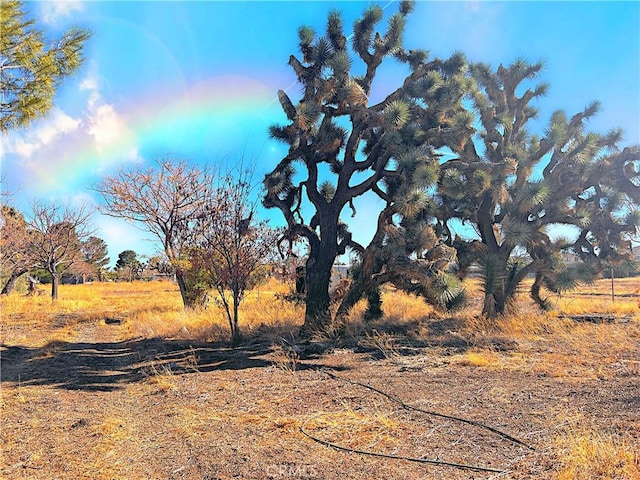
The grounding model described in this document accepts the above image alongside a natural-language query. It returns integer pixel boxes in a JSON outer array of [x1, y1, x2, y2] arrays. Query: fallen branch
[[557, 314, 627, 324]]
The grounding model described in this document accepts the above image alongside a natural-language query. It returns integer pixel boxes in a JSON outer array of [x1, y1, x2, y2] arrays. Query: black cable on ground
[[299, 368, 536, 475], [321, 369, 535, 451], [299, 414, 506, 474]]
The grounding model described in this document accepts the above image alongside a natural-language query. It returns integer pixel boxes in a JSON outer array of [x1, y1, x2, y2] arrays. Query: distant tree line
[[0, 202, 99, 298]]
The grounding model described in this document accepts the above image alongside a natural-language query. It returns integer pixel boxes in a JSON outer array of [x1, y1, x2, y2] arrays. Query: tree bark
[[1, 268, 28, 295], [302, 250, 334, 336], [175, 269, 202, 309], [230, 290, 242, 346], [530, 272, 551, 310], [299, 209, 342, 336], [480, 254, 509, 318], [51, 274, 60, 300], [482, 285, 509, 318], [364, 287, 383, 321], [335, 280, 367, 324]]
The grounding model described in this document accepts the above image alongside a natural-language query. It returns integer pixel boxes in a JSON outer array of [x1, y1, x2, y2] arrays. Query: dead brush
[[142, 362, 177, 391], [359, 329, 402, 360], [141, 348, 199, 391], [270, 342, 300, 373], [452, 348, 504, 369]]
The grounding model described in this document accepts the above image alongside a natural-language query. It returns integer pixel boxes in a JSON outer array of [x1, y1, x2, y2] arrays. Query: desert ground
[[1, 277, 639, 479]]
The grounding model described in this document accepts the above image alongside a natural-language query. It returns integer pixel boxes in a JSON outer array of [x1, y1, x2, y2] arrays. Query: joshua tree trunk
[[335, 280, 367, 324], [478, 243, 511, 318], [530, 272, 551, 310], [297, 209, 343, 336], [335, 278, 384, 325], [480, 252, 538, 318], [302, 248, 335, 336]]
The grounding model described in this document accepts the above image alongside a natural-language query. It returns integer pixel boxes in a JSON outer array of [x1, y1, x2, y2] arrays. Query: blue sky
[[2, 1, 639, 266]]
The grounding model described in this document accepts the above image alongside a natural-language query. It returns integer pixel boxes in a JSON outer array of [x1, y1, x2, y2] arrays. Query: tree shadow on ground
[[0, 336, 332, 392], [352, 317, 518, 361]]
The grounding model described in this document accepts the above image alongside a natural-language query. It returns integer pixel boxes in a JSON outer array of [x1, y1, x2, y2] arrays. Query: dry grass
[[553, 420, 639, 480], [270, 343, 300, 373], [0, 278, 303, 346], [304, 406, 407, 451], [1, 275, 638, 479], [552, 276, 640, 316]]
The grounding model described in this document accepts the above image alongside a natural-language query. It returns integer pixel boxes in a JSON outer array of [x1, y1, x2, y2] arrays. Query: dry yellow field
[[1, 277, 638, 479]]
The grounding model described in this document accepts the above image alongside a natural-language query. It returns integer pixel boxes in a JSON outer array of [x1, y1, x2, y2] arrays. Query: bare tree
[[95, 156, 213, 308], [0, 204, 34, 294], [26, 200, 94, 299], [187, 172, 280, 345]]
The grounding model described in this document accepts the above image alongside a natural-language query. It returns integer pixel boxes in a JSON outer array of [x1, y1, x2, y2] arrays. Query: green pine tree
[[0, 0, 90, 131]]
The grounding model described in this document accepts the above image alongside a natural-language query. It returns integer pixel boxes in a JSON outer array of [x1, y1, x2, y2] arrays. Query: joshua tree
[[263, 1, 473, 334], [437, 60, 640, 317]]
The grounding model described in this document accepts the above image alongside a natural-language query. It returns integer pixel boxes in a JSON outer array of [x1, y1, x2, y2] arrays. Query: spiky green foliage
[[0, 0, 91, 131], [319, 181, 335, 202], [338, 224, 465, 322], [425, 272, 466, 310], [383, 99, 411, 130], [294, 101, 320, 131], [263, 1, 472, 333], [437, 59, 640, 317]]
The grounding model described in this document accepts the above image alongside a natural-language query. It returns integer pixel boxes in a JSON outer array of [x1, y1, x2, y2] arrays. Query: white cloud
[[68, 191, 97, 209], [79, 76, 98, 92], [4, 109, 81, 159], [38, 111, 81, 145], [88, 103, 128, 149], [80, 73, 101, 110], [13, 138, 38, 158], [125, 147, 144, 164], [80, 73, 137, 155], [40, 1, 84, 25], [3, 69, 141, 198]]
